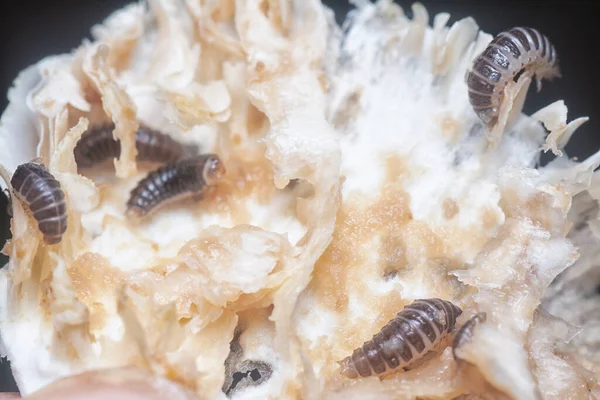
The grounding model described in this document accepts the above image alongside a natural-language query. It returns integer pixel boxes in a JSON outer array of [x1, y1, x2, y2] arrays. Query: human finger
[[23, 367, 199, 400]]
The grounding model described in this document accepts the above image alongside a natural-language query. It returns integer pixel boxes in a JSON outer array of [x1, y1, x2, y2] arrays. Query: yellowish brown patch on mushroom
[[443, 198, 459, 219], [68, 252, 123, 332]]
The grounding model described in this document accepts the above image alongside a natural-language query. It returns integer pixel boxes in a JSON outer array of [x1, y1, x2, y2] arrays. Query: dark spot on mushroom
[[383, 266, 398, 281], [224, 360, 273, 397], [331, 88, 363, 131], [3, 189, 12, 217], [250, 369, 262, 381], [222, 327, 273, 397], [567, 193, 599, 232], [285, 178, 315, 199], [537, 150, 557, 168], [468, 122, 484, 138], [513, 68, 525, 83]]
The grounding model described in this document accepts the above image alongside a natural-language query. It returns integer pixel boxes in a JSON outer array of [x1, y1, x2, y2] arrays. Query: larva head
[[452, 312, 487, 361], [447, 302, 463, 331], [200, 154, 226, 185], [476, 108, 499, 130], [337, 357, 359, 379], [543, 34, 562, 80], [540, 56, 562, 82], [43, 234, 63, 246], [535, 53, 561, 91], [29, 157, 45, 166]]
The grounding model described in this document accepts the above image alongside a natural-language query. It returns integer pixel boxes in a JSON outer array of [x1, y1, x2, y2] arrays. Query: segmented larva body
[[452, 312, 487, 360], [339, 298, 463, 379], [466, 27, 561, 128], [126, 154, 225, 218], [73, 124, 195, 168], [10, 162, 67, 245]]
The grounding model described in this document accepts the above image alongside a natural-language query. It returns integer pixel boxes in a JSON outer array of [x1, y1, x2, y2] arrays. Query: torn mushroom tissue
[[1, 1, 600, 400]]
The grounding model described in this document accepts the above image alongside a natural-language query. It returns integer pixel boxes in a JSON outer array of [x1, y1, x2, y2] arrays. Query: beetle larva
[[126, 154, 225, 218], [10, 161, 67, 245], [452, 312, 487, 360], [338, 298, 462, 379], [466, 27, 561, 128], [73, 123, 197, 168]]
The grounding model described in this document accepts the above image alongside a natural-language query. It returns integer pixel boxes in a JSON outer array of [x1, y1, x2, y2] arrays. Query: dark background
[[0, 0, 598, 394]]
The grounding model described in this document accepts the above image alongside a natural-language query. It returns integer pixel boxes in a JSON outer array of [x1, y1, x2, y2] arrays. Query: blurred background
[[0, 0, 598, 394]]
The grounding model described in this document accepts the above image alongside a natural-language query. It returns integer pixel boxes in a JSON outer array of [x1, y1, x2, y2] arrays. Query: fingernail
[[25, 367, 200, 400]]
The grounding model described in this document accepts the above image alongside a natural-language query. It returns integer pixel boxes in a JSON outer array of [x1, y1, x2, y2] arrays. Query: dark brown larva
[[466, 27, 561, 128], [73, 123, 197, 168], [126, 154, 225, 218], [452, 312, 487, 360], [10, 161, 67, 245], [339, 298, 463, 379]]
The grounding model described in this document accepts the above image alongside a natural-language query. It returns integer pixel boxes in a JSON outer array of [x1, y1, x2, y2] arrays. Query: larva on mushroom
[[10, 161, 67, 245], [338, 298, 463, 379], [73, 123, 198, 168], [466, 27, 561, 129], [452, 312, 487, 361], [126, 154, 225, 219]]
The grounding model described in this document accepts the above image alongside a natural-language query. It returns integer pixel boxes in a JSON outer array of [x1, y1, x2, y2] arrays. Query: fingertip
[[24, 367, 199, 400]]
